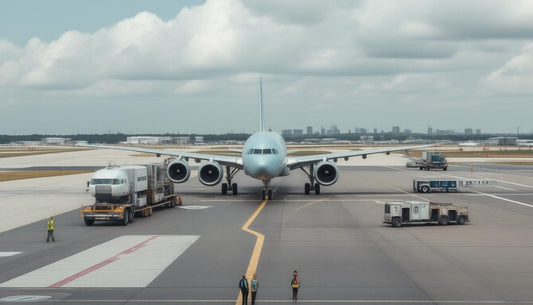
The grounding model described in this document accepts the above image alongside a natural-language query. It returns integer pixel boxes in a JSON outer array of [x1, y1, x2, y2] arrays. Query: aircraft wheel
[[261, 190, 266, 201], [232, 183, 238, 195], [222, 183, 228, 195], [268, 189, 273, 200], [314, 183, 320, 195], [304, 183, 310, 195]]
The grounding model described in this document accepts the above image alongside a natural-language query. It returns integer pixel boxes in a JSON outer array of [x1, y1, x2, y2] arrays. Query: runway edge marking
[[236, 200, 267, 305]]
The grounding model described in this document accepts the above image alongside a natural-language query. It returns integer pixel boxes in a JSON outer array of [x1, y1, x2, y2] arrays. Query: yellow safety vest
[[47, 219, 55, 230]]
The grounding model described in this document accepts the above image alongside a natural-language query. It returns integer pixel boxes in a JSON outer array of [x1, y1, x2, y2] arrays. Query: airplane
[[80, 79, 431, 200]]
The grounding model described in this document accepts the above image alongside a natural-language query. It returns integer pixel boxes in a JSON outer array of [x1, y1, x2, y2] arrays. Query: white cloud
[[482, 43, 533, 94]]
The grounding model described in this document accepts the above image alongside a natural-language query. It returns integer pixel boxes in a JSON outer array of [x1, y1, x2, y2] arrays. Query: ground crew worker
[[291, 270, 299, 302], [46, 216, 55, 242], [238, 274, 249, 305], [250, 273, 258, 305]]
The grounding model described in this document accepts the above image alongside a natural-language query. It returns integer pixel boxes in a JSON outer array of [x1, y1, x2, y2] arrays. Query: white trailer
[[413, 177, 497, 193], [384, 201, 469, 227]]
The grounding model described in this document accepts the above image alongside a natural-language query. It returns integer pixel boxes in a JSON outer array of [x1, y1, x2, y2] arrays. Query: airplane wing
[[77, 144, 243, 169], [285, 144, 432, 169]]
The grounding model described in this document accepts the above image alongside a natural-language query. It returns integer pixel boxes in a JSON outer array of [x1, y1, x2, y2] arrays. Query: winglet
[[259, 76, 265, 132]]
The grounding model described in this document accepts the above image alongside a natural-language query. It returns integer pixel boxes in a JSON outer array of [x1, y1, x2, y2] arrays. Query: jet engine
[[167, 159, 191, 183], [314, 161, 339, 186], [198, 161, 223, 186]]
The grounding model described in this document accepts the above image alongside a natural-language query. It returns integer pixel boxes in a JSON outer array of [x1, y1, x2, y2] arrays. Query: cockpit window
[[247, 148, 279, 155]]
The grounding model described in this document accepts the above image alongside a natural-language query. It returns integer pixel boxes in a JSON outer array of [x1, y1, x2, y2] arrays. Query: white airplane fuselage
[[242, 131, 288, 181]]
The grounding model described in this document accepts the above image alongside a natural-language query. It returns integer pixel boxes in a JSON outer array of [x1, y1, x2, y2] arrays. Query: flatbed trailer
[[81, 162, 181, 226]]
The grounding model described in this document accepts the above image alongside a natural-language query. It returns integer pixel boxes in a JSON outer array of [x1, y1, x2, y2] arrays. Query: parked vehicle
[[384, 201, 469, 227]]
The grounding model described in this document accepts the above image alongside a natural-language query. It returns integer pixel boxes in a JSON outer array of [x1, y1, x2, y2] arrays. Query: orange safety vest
[[291, 278, 299, 288]]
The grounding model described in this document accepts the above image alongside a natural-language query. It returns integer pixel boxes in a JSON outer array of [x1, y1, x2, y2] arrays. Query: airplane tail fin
[[259, 76, 265, 132]]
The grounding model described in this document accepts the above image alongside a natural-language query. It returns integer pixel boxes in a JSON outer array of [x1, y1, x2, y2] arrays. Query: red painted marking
[[49, 236, 158, 288]]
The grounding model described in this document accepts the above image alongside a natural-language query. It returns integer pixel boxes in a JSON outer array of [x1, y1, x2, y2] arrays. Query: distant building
[[126, 136, 161, 145], [320, 127, 326, 136], [392, 126, 400, 134], [436, 129, 455, 135], [43, 137, 71, 145], [476, 129, 481, 135], [491, 137, 517, 146], [328, 125, 340, 135], [465, 128, 473, 135], [282, 129, 293, 137], [306, 126, 313, 135], [293, 129, 304, 137], [194, 136, 204, 144], [427, 126, 433, 135]]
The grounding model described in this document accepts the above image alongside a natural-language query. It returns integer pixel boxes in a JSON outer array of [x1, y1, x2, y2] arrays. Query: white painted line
[[0, 235, 199, 288], [494, 185, 516, 191], [0, 295, 51, 302], [473, 190, 533, 208], [0, 252, 22, 257], [178, 206, 213, 210]]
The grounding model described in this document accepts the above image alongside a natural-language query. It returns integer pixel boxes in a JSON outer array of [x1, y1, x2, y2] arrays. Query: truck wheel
[[392, 217, 402, 227], [84, 218, 94, 226], [170, 197, 177, 208], [439, 216, 449, 225], [457, 216, 466, 225], [419, 167, 424, 170], [421, 185, 430, 193], [128, 209, 134, 224], [443, 167, 448, 171], [121, 210, 129, 226]]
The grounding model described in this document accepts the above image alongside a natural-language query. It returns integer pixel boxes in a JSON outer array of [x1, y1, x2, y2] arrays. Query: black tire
[[315, 183, 321, 195], [421, 185, 430, 193], [128, 209, 134, 224], [457, 216, 466, 225], [439, 216, 449, 225], [232, 183, 238, 195], [261, 190, 266, 201], [84, 218, 94, 226], [443, 167, 448, 171], [170, 197, 176, 208], [419, 167, 424, 170], [392, 217, 402, 227], [121, 210, 129, 226], [268, 189, 273, 200], [221, 183, 228, 195], [304, 183, 310, 195]]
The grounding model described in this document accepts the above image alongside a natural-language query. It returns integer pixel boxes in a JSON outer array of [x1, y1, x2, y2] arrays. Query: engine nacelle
[[167, 159, 191, 183], [314, 161, 339, 186], [198, 161, 223, 186]]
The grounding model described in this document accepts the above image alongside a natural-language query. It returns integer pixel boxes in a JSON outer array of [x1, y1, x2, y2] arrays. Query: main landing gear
[[221, 165, 240, 195], [301, 164, 321, 195]]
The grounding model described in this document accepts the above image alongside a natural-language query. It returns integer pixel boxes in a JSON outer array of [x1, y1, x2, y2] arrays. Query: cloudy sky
[[1, 0, 532, 135]]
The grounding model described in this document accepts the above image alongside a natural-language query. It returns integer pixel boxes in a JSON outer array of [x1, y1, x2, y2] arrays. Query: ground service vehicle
[[406, 151, 448, 171], [413, 177, 497, 193], [384, 201, 469, 227], [81, 162, 180, 226]]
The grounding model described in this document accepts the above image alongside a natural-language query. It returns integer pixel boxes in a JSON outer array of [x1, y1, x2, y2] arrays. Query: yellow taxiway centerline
[[236, 200, 267, 305]]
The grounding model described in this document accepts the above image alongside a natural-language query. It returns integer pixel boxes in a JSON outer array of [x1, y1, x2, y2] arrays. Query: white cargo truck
[[384, 201, 469, 227], [406, 151, 448, 171], [81, 162, 180, 226]]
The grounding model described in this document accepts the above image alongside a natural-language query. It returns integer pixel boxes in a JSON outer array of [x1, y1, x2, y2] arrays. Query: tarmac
[[1, 148, 533, 304]]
